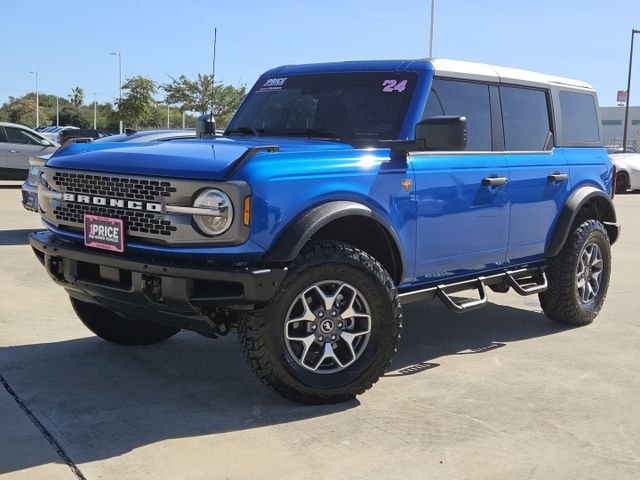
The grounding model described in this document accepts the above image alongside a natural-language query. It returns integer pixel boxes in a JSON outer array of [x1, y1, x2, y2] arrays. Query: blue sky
[[1, 0, 638, 106]]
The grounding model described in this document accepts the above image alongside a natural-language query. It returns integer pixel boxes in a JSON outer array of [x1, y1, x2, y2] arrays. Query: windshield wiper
[[225, 126, 262, 136]]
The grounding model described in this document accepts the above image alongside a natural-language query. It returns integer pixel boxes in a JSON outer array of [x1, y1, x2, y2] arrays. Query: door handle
[[9, 150, 17, 153], [547, 173, 569, 183], [482, 176, 508, 187]]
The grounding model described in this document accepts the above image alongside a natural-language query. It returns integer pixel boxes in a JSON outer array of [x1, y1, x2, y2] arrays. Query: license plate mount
[[84, 214, 124, 253]]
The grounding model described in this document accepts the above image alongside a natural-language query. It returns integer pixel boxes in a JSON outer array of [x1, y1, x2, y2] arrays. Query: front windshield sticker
[[257, 77, 288, 93], [382, 79, 408, 93]]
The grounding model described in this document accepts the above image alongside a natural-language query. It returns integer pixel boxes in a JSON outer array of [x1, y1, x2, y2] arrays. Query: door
[[0, 128, 8, 172], [4, 126, 53, 174], [499, 86, 571, 263], [412, 79, 509, 283]]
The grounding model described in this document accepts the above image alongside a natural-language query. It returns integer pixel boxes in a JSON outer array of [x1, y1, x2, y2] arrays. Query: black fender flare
[[546, 186, 619, 258], [262, 201, 405, 271]]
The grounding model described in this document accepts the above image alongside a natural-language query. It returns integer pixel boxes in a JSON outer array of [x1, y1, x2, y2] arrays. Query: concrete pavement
[[0, 183, 639, 479]]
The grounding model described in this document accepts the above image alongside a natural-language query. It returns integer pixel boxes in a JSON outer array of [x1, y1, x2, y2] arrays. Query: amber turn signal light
[[243, 196, 251, 225]]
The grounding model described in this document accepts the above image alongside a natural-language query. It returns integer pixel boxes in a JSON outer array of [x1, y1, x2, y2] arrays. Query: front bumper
[[30, 231, 287, 333]]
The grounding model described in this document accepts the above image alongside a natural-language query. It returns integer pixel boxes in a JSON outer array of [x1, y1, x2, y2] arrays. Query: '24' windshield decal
[[382, 79, 408, 92]]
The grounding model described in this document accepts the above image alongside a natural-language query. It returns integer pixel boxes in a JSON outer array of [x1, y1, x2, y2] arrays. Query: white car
[[610, 153, 640, 193], [0, 122, 59, 179]]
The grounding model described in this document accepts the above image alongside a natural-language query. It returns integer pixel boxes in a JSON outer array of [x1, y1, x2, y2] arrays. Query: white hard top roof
[[426, 58, 594, 91]]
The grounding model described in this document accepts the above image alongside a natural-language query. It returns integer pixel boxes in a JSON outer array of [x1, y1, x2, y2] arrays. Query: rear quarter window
[[559, 91, 600, 144]]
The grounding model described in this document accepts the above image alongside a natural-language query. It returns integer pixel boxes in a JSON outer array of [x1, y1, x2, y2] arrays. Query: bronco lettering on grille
[[62, 193, 162, 212]]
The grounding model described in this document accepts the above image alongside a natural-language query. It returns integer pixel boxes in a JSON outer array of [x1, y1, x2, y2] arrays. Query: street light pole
[[623, 29, 639, 153], [110, 52, 122, 133], [56, 96, 59, 127], [93, 92, 97, 129], [29, 71, 39, 127], [167, 102, 170, 129], [429, 0, 435, 57]]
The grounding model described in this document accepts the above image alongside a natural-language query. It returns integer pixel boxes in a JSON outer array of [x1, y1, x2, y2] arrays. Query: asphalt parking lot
[[0, 182, 639, 480]]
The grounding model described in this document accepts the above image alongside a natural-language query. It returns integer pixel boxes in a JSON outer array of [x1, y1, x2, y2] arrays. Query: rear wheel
[[616, 171, 630, 194], [539, 220, 611, 326], [71, 297, 180, 345], [238, 241, 402, 404]]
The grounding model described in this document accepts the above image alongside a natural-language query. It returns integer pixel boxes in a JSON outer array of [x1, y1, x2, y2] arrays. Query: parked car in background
[[58, 128, 113, 145], [0, 122, 59, 179], [94, 129, 195, 143], [607, 146, 638, 154], [610, 153, 640, 193], [40, 126, 79, 143], [21, 129, 195, 211]]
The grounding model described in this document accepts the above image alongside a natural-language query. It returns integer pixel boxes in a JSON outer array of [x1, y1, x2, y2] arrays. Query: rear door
[[0, 128, 8, 172], [500, 85, 571, 263], [411, 78, 509, 282]]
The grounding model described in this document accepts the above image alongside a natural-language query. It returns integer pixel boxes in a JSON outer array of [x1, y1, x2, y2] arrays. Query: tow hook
[[142, 274, 163, 303]]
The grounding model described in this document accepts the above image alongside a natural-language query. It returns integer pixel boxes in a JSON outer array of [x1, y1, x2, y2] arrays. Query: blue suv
[[30, 59, 619, 404]]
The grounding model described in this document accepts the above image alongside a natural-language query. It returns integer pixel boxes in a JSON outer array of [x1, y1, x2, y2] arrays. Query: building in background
[[600, 106, 640, 149]]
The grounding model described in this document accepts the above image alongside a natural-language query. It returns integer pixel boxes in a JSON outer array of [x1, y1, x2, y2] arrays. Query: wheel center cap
[[320, 320, 334, 334]]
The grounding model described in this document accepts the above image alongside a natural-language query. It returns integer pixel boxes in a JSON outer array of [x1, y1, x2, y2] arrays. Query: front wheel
[[71, 298, 180, 345], [238, 241, 402, 404], [539, 219, 611, 326], [616, 171, 630, 194]]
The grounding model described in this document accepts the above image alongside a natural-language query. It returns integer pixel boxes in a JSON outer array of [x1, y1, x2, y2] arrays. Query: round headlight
[[192, 189, 233, 236]]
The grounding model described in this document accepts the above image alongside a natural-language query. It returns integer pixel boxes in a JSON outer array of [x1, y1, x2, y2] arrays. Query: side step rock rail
[[399, 266, 548, 313]]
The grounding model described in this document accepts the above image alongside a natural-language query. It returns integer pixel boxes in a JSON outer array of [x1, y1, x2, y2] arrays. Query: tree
[[118, 76, 157, 128], [162, 74, 246, 127], [1, 96, 37, 125], [212, 83, 246, 127], [56, 105, 88, 128], [68, 87, 84, 107]]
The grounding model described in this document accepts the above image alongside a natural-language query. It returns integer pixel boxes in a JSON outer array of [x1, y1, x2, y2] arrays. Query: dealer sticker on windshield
[[256, 77, 288, 93], [84, 214, 124, 253]]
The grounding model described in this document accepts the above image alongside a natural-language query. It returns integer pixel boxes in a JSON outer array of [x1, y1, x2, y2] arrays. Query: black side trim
[[489, 85, 505, 151], [546, 186, 618, 257], [262, 201, 404, 270]]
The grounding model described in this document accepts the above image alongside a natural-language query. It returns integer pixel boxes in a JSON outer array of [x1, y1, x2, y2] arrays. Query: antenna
[[210, 27, 217, 132]]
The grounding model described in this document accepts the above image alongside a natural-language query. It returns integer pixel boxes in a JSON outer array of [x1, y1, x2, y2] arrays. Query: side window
[[559, 91, 600, 144], [500, 86, 551, 151], [423, 79, 492, 151], [5, 127, 43, 146]]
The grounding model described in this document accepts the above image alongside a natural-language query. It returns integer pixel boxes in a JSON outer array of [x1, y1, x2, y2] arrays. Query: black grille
[[53, 203, 178, 236], [52, 172, 177, 201]]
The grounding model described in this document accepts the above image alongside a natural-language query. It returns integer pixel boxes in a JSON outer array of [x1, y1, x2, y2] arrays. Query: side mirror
[[40, 139, 53, 147], [415, 115, 467, 151], [196, 113, 216, 138]]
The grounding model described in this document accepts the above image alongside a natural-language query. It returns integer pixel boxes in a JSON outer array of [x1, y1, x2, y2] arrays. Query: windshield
[[227, 72, 417, 141]]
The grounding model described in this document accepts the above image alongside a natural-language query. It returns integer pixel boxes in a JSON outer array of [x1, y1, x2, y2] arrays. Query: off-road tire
[[71, 297, 180, 345], [238, 241, 402, 404], [616, 171, 630, 194], [539, 220, 611, 326]]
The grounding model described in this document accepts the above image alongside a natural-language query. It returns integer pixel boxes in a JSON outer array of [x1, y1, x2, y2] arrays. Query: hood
[[45, 136, 354, 180]]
